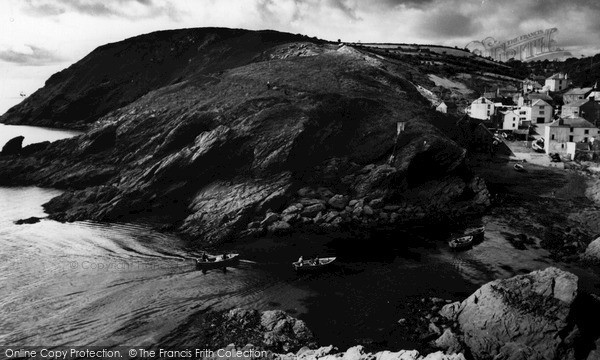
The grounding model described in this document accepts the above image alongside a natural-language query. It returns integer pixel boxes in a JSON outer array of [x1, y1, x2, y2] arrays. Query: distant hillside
[[0, 28, 318, 129]]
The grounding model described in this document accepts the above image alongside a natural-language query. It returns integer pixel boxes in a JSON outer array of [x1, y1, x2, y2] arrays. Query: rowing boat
[[196, 253, 240, 270], [448, 235, 474, 250], [513, 163, 525, 172], [292, 257, 336, 272]]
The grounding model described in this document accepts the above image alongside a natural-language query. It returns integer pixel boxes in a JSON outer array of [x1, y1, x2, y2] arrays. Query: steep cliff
[[0, 28, 489, 244]]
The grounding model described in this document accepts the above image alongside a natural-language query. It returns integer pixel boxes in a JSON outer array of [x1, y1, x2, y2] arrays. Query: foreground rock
[[583, 237, 600, 265], [439, 267, 580, 360], [194, 309, 316, 353]]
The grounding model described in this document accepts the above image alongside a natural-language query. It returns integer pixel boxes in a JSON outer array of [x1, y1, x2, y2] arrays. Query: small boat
[[292, 257, 336, 272], [448, 235, 474, 250], [513, 163, 525, 172], [464, 226, 485, 238], [195, 253, 240, 270], [531, 141, 544, 152]]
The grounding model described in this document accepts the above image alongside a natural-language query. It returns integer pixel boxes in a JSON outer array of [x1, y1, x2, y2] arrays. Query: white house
[[501, 110, 520, 130], [544, 116, 600, 155], [529, 99, 553, 124], [544, 73, 571, 92], [435, 101, 457, 114], [466, 97, 496, 120]]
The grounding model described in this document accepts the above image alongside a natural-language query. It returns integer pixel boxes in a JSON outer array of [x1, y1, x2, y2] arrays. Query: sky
[[1, 0, 600, 114]]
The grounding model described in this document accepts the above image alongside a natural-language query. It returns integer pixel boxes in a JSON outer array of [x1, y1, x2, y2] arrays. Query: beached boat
[[531, 140, 544, 152], [195, 253, 240, 270], [292, 257, 336, 272], [448, 235, 474, 250], [513, 163, 525, 172]]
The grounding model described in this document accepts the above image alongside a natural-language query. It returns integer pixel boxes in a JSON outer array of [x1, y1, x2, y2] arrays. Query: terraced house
[[544, 116, 600, 157]]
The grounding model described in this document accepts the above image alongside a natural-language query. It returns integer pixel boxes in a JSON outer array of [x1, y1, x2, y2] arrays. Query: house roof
[[532, 99, 551, 107], [523, 79, 543, 87], [527, 93, 553, 101], [549, 116, 597, 128], [565, 87, 593, 96], [547, 73, 568, 80], [563, 98, 590, 108]]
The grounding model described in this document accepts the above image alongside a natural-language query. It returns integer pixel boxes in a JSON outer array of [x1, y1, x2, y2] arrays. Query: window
[[584, 137, 589, 142], [561, 144, 565, 148], [539, 111, 545, 115], [513, 123, 516, 128], [569, 135, 574, 142], [551, 134, 555, 140], [585, 129, 589, 134], [570, 127, 574, 132]]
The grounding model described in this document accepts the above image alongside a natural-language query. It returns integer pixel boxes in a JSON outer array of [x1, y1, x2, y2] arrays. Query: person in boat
[[311, 256, 320, 265], [222, 253, 228, 260], [200, 252, 208, 262], [298, 256, 303, 264]]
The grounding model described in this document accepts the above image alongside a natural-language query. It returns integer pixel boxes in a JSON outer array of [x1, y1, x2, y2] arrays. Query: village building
[[544, 73, 571, 92], [587, 83, 600, 101], [466, 97, 496, 120], [522, 79, 543, 93], [500, 110, 520, 130], [435, 101, 457, 114], [563, 87, 593, 104], [516, 92, 554, 107], [529, 99, 553, 124], [561, 98, 600, 125], [544, 116, 600, 157]]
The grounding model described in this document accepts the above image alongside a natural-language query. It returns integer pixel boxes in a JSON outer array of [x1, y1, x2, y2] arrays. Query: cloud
[[0, 44, 63, 65], [22, 0, 181, 20]]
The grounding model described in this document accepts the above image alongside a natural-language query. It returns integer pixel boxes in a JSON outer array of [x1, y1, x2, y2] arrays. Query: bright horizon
[[2, 0, 600, 115]]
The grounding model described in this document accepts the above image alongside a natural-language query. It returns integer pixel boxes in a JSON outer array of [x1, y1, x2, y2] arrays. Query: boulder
[[298, 187, 317, 198], [433, 329, 463, 355], [260, 310, 314, 352], [301, 203, 326, 218], [328, 194, 349, 210], [14, 217, 42, 225], [283, 203, 303, 214], [450, 267, 579, 360], [268, 220, 292, 234], [316, 187, 334, 200], [1, 136, 24, 155], [582, 237, 600, 265], [261, 212, 280, 227], [369, 198, 384, 209]]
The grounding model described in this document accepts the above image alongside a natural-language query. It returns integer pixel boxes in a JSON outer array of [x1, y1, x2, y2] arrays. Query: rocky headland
[[0, 28, 490, 245]]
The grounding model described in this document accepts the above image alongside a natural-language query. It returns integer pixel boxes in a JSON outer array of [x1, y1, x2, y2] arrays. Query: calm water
[[0, 124, 82, 148], [0, 126, 598, 351], [2, 186, 598, 350]]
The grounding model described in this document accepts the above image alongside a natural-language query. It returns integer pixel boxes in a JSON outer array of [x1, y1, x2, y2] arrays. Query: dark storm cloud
[[23, 0, 180, 20], [0, 45, 62, 65]]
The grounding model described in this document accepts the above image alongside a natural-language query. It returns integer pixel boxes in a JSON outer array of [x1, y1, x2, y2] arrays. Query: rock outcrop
[[438, 267, 580, 360], [191, 308, 316, 353], [1, 136, 24, 155]]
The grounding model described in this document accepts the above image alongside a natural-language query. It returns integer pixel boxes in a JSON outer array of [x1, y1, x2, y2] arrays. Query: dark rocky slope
[[0, 29, 489, 244], [0, 28, 316, 129]]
